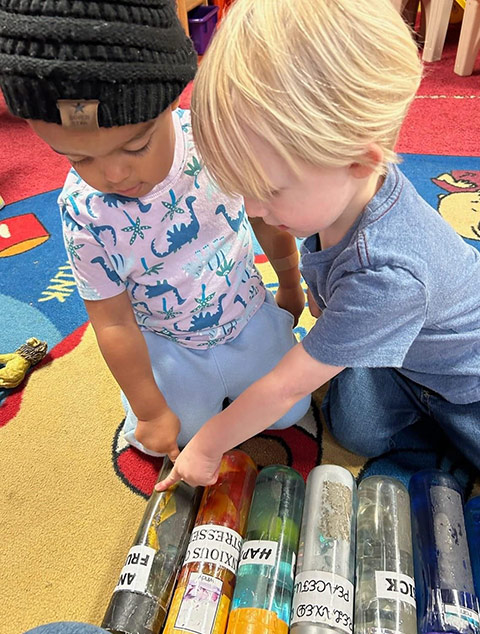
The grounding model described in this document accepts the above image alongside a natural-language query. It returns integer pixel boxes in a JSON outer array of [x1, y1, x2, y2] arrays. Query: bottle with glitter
[[465, 495, 480, 599], [227, 464, 305, 634], [163, 450, 257, 634], [355, 476, 417, 634], [410, 469, 480, 634], [291, 465, 356, 634], [102, 458, 203, 634]]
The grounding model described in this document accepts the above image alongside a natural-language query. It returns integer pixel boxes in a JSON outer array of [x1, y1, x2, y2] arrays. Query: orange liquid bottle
[[164, 450, 257, 634]]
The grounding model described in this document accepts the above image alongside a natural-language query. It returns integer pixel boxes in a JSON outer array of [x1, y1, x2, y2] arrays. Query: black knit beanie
[[0, 0, 197, 127]]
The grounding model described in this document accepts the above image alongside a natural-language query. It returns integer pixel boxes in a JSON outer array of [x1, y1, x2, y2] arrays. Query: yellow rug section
[[0, 326, 145, 634]]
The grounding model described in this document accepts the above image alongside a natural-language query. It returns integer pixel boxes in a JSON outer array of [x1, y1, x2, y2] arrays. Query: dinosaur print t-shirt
[[58, 109, 265, 348]]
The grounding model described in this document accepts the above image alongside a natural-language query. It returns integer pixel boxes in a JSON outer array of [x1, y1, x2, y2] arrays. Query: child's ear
[[350, 144, 384, 179]]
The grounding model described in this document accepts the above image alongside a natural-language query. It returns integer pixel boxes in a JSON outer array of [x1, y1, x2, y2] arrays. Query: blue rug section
[[0, 189, 87, 352], [1, 152, 480, 352], [251, 152, 480, 254], [1, 153, 480, 353]]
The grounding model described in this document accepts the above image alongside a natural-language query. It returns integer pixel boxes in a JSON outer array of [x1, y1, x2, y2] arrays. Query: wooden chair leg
[[177, 0, 189, 35], [421, 0, 454, 61], [454, 0, 480, 75]]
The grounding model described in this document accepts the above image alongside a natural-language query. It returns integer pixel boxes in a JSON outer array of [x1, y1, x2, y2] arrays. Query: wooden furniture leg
[[421, 0, 454, 61], [177, 0, 189, 33], [454, 0, 480, 75]]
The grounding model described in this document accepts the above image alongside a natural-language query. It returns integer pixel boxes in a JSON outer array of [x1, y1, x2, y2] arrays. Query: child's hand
[[276, 283, 305, 326], [154, 440, 222, 491], [135, 407, 180, 462]]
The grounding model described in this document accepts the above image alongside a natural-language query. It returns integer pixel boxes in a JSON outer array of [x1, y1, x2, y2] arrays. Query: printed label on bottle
[[183, 524, 243, 575], [444, 604, 480, 630], [291, 570, 354, 633], [375, 571, 416, 607], [238, 539, 278, 567], [174, 572, 223, 634], [114, 545, 156, 594]]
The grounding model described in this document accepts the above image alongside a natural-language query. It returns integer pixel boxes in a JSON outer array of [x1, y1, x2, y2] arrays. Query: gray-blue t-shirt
[[300, 164, 480, 404]]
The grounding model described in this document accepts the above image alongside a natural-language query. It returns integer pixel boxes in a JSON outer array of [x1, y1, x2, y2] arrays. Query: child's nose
[[101, 160, 132, 185]]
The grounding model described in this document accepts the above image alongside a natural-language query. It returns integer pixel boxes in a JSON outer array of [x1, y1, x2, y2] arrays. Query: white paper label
[[114, 545, 156, 593], [444, 604, 480, 630], [375, 571, 416, 607], [291, 570, 354, 633], [175, 572, 223, 634], [238, 539, 278, 567], [183, 524, 243, 575]]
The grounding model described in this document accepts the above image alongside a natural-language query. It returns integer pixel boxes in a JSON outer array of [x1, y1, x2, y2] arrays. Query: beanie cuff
[[1, 73, 192, 126]]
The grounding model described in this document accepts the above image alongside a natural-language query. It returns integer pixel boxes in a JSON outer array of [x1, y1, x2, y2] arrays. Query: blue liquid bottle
[[227, 464, 305, 634], [465, 496, 480, 599], [291, 465, 356, 634], [410, 469, 480, 634]]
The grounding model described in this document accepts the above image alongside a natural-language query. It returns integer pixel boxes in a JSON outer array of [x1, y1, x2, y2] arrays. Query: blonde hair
[[192, 0, 423, 200]]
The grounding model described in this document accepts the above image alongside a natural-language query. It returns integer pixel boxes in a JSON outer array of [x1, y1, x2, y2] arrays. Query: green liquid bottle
[[227, 464, 305, 634]]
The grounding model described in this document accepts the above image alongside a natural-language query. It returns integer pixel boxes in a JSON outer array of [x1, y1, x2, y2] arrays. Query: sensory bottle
[[465, 495, 480, 598], [226, 464, 305, 634], [163, 450, 257, 634], [102, 458, 203, 634], [291, 465, 356, 634], [355, 476, 417, 634], [410, 470, 480, 634]]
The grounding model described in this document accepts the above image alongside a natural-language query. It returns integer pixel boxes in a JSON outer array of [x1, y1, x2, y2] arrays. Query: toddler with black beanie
[[0, 0, 310, 463]]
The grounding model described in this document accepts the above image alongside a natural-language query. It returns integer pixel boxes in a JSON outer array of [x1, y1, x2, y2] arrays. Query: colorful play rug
[[2, 33, 480, 633]]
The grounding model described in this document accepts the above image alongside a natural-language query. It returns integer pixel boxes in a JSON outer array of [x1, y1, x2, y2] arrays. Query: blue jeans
[[24, 624, 107, 634], [322, 367, 480, 469]]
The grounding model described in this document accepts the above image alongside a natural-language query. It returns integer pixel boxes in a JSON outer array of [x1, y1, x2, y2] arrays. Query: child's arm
[[249, 217, 304, 325], [84, 291, 180, 460], [156, 342, 344, 489]]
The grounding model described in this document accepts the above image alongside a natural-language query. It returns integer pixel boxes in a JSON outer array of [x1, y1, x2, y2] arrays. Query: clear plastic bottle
[[465, 495, 480, 599], [291, 465, 356, 634], [227, 464, 305, 634], [163, 450, 257, 634], [102, 459, 203, 634], [410, 469, 480, 634], [355, 476, 417, 634]]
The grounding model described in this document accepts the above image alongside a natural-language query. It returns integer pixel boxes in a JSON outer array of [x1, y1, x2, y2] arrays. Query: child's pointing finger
[[154, 467, 181, 492]]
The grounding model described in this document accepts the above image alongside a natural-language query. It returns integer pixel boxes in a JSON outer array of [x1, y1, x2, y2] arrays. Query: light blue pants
[[322, 367, 480, 469], [24, 624, 107, 634], [122, 291, 311, 454]]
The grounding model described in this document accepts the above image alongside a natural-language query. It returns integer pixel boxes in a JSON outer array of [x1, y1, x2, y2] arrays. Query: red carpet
[[398, 26, 480, 156], [1, 26, 479, 205]]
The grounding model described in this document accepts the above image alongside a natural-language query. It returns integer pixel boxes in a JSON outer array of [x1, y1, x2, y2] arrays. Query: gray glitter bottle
[[355, 476, 417, 634], [291, 465, 357, 634]]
